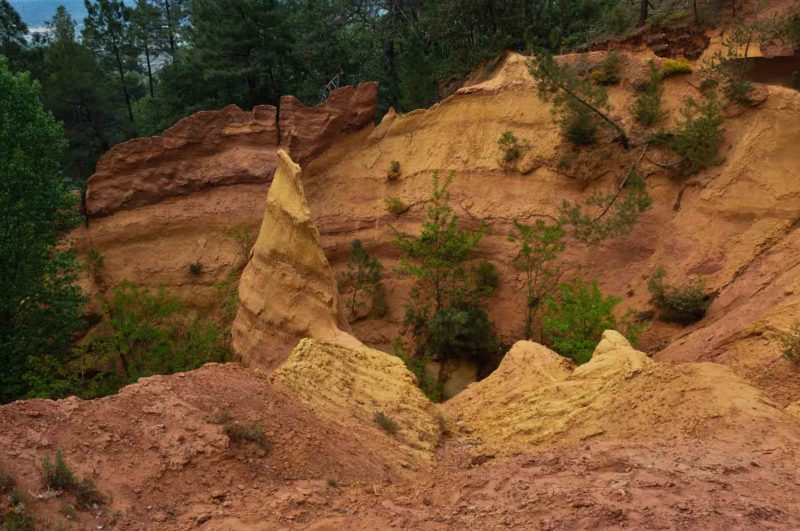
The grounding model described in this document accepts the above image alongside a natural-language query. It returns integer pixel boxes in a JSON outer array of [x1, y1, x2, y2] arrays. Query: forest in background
[[0, 0, 731, 189]]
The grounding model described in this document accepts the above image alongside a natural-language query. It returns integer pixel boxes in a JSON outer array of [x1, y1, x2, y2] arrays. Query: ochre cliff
[[299, 52, 800, 408], [74, 83, 377, 319]]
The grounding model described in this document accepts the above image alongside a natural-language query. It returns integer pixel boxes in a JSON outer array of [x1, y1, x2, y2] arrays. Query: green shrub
[[325, 478, 339, 488], [388, 160, 401, 180], [42, 450, 76, 491], [3, 510, 35, 531], [469, 261, 500, 297], [0, 464, 15, 493], [374, 411, 398, 434], [779, 322, 800, 364], [647, 268, 711, 324], [669, 94, 724, 179], [661, 59, 693, 77], [385, 196, 409, 215], [543, 279, 620, 364], [338, 239, 385, 321], [394, 339, 443, 403], [188, 262, 204, 276], [74, 477, 106, 509], [497, 131, 522, 163], [634, 60, 666, 127], [428, 303, 497, 366], [224, 422, 269, 449], [591, 51, 621, 85], [563, 96, 599, 145], [70, 282, 231, 398], [87, 249, 104, 278]]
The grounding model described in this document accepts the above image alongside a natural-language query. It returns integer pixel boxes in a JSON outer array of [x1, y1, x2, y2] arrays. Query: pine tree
[[83, 0, 137, 122]]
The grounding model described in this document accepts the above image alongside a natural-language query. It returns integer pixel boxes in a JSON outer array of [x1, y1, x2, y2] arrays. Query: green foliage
[[779, 322, 800, 364], [395, 172, 486, 313], [74, 477, 106, 509], [374, 411, 398, 435], [42, 450, 76, 491], [591, 51, 621, 85], [497, 130, 523, 163], [647, 268, 710, 324], [469, 261, 500, 297], [62, 282, 230, 399], [3, 510, 35, 531], [508, 219, 566, 339], [634, 60, 666, 127], [559, 172, 652, 243], [669, 94, 724, 179], [338, 240, 385, 322], [0, 60, 85, 404], [224, 422, 269, 449], [394, 339, 443, 403], [394, 172, 496, 388], [385, 196, 409, 216], [428, 303, 497, 366], [660, 59, 693, 77], [543, 279, 620, 364], [388, 160, 401, 180], [530, 52, 624, 146]]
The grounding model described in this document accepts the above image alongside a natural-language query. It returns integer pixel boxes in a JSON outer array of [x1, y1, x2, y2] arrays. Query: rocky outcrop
[[76, 83, 379, 318], [279, 82, 378, 165], [85, 83, 378, 219], [270, 338, 441, 469], [86, 105, 279, 217], [231, 150, 361, 370], [444, 331, 800, 456]]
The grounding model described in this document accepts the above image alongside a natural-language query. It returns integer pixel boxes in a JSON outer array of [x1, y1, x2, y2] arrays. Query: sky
[[9, 0, 134, 29]]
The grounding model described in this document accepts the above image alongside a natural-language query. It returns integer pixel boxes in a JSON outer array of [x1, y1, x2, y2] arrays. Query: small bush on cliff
[[337, 240, 385, 322], [385, 196, 409, 215], [497, 131, 525, 164], [374, 411, 398, 435], [530, 52, 629, 147], [224, 422, 269, 449], [647, 268, 711, 324], [634, 60, 666, 127], [668, 94, 724, 179], [41, 450, 106, 510], [661, 59, 693, 77], [543, 279, 621, 364], [591, 51, 621, 85], [388, 160, 401, 180], [779, 322, 800, 364], [42, 450, 76, 491]]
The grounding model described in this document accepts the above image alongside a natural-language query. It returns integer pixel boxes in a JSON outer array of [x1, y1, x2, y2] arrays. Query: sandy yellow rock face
[[445, 331, 800, 456], [231, 150, 361, 370], [270, 338, 441, 470]]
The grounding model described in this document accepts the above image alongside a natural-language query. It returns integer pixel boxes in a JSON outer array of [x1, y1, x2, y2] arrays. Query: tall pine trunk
[[145, 42, 154, 97], [113, 47, 134, 122]]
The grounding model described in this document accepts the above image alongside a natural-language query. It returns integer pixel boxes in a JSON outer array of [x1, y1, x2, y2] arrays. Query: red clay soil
[[2, 363, 800, 530]]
